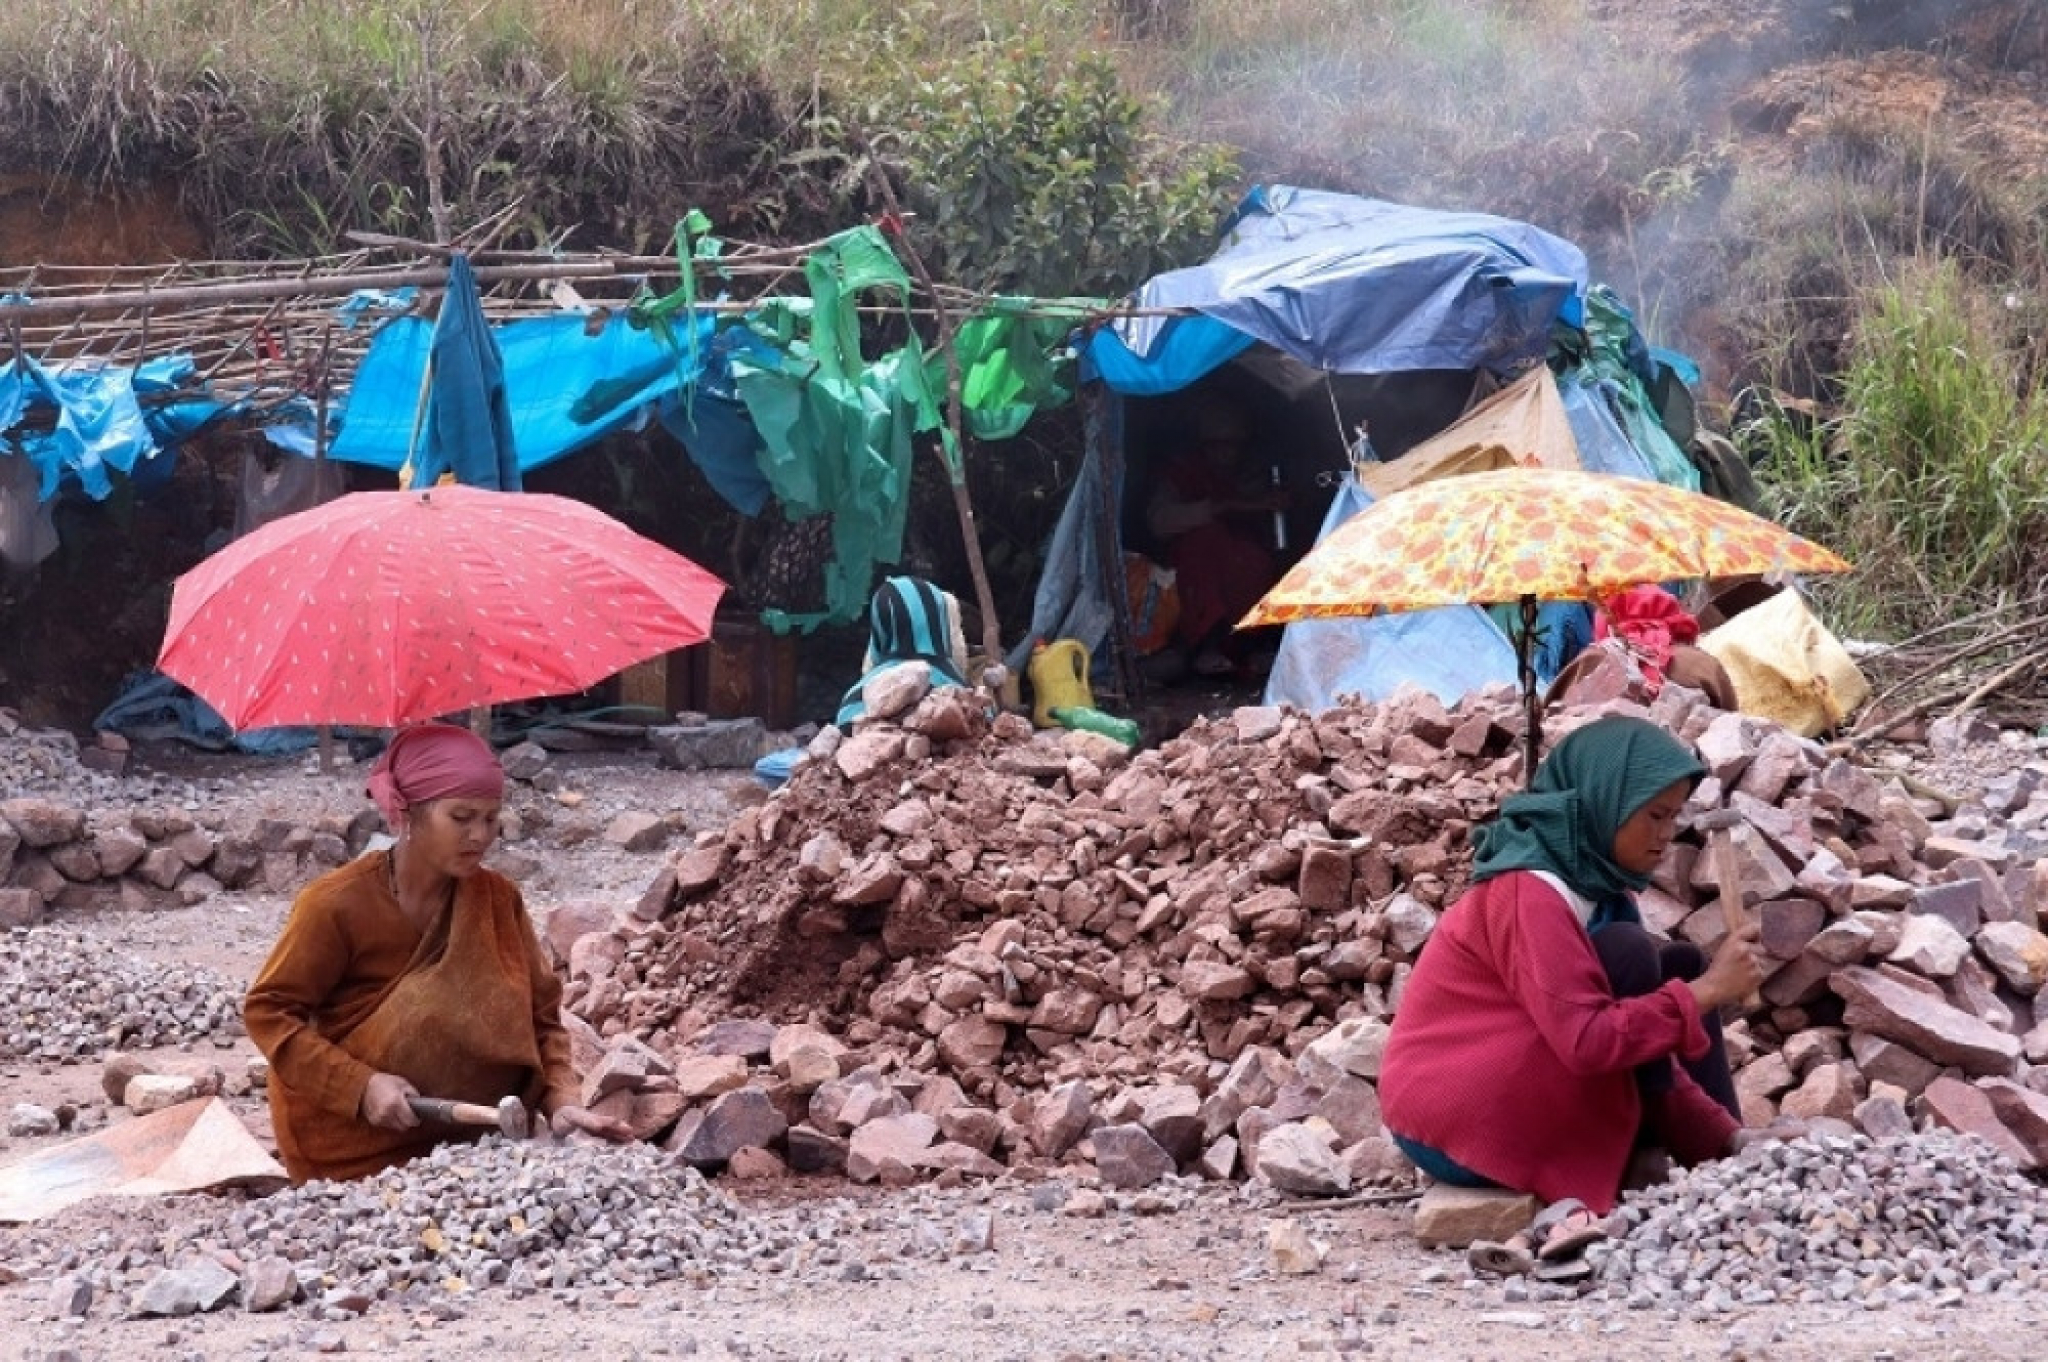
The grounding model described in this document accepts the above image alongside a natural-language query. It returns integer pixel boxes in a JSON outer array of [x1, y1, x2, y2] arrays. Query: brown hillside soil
[[0, 173, 206, 265]]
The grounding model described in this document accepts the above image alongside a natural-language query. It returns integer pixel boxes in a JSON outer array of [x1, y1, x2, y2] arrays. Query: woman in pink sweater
[[1379, 716, 1766, 1242]]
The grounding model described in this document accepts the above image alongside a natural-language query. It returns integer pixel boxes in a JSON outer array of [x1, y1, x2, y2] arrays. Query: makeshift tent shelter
[[1015, 184, 1714, 709]]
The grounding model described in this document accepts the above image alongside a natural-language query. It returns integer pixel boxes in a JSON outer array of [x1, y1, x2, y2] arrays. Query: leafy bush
[[1747, 259, 2048, 637], [845, 39, 1239, 298]]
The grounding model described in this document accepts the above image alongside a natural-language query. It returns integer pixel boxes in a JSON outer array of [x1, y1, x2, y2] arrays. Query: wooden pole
[[0, 260, 638, 323], [311, 326, 338, 775], [862, 162, 1004, 675]]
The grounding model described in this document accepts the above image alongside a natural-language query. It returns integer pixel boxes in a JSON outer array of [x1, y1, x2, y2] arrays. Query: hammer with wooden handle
[[405, 1094, 530, 1139], [1695, 808, 1762, 1013]]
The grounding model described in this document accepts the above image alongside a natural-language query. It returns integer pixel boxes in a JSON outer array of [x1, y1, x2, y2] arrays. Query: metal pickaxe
[[405, 1093, 530, 1139]]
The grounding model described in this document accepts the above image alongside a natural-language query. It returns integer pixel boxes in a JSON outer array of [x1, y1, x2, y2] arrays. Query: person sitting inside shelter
[[836, 574, 973, 726], [245, 723, 626, 1183], [1145, 401, 1288, 678], [1378, 716, 1777, 1258]]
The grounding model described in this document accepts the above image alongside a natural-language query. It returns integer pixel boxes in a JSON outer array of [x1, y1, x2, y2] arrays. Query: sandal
[[1530, 1198, 1608, 1261], [1533, 1255, 1595, 1284], [1466, 1236, 1534, 1277]]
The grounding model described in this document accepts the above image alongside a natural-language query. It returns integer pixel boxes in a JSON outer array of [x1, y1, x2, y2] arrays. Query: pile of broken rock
[[538, 670, 2048, 1201]]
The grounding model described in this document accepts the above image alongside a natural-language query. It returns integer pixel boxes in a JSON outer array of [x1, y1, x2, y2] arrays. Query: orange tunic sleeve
[[244, 857, 417, 1121]]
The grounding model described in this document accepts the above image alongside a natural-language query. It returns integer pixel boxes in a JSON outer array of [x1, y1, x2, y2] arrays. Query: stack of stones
[[541, 672, 2048, 1195], [0, 798, 379, 926]]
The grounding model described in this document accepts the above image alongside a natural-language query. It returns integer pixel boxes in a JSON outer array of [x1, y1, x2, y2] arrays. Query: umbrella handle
[[1519, 594, 1542, 787], [399, 352, 436, 491]]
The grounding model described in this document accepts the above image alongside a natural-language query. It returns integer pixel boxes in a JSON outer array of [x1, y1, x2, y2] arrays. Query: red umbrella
[[158, 486, 727, 731]]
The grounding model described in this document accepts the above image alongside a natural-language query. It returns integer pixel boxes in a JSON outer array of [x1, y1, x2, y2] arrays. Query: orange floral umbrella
[[1240, 466, 1851, 777], [1243, 466, 1849, 625]]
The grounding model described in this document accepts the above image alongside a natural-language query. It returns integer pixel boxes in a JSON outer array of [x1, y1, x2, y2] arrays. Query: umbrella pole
[[312, 333, 337, 777], [1519, 593, 1541, 788]]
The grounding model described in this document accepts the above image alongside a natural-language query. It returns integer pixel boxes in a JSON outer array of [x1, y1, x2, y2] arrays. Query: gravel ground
[[3, 733, 2048, 1360]]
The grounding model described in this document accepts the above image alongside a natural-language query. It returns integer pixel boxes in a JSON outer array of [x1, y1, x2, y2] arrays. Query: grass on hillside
[[1747, 258, 2048, 639]]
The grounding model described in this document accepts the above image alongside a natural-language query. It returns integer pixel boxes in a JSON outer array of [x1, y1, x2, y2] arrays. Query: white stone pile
[[0, 926, 244, 1060], [1598, 1128, 2048, 1313], [33, 1138, 788, 1320]]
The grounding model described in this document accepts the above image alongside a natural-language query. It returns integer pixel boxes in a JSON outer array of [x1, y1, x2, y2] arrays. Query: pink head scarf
[[365, 723, 506, 829]]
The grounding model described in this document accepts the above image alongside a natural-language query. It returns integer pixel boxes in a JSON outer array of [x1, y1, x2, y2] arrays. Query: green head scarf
[[1470, 715, 1705, 910]]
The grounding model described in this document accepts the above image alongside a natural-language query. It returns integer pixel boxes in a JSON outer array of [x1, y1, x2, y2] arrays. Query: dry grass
[[0, 0, 1706, 261]]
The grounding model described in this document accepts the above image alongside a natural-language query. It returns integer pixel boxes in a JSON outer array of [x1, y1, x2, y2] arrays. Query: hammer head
[[497, 1095, 531, 1140]]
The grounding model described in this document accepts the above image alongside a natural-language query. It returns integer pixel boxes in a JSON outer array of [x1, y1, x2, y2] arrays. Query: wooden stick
[[862, 156, 1004, 675]]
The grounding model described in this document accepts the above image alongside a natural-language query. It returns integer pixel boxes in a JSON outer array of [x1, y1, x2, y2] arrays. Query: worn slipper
[[1466, 1239, 1534, 1277], [1532, 1255, 1595, 1284], [1531, 1198, 1608, 1261]]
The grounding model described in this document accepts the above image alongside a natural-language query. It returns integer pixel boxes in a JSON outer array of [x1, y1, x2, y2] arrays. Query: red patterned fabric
[[1595, 585, 1701, 695]]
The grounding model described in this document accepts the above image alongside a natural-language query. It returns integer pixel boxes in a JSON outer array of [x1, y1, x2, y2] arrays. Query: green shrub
[[1747, 259, 2048, 638], [843, 39, 1238, 298]]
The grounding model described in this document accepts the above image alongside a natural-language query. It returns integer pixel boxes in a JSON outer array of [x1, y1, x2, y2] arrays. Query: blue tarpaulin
[[1, 353, 157, 500], [410, 254, 520, 490], [1085, 185, 1589, 394], [330, 308, 697, 475], [1263, 474, 1524, 708]]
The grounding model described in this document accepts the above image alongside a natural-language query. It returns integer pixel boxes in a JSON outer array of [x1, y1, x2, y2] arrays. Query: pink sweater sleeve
[[1487, 875, 1713, 1079]]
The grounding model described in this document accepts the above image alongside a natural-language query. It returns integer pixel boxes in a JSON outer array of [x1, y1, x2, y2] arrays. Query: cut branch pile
[[1845, 591, 2048, 743]]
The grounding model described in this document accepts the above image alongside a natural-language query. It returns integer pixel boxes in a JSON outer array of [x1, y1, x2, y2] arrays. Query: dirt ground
[[4, 744, 2048, 1361]]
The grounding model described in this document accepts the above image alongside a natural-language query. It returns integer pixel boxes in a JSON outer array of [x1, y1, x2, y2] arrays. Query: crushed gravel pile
[[0, 926, 245, 1060], [1598, 1129, 2048, 1313]]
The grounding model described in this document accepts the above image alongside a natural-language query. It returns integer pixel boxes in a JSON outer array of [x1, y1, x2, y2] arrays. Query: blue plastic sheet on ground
[[1263, 474, 1522, 710], [94, 672, 316, 755], [754, 747, 804, 789], [1086, 185, 1588, 393], [331, 310, 697, 474]]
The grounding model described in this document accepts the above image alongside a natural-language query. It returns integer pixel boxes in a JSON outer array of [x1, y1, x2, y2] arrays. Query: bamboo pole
[[861, 161, 1004, 677]]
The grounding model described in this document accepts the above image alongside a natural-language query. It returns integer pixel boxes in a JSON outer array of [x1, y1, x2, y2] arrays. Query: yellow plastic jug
[[1028, 638, 1094, 728]]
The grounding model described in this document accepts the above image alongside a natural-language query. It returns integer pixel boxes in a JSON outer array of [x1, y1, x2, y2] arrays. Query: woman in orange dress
[[245, 723, 625, 1182]]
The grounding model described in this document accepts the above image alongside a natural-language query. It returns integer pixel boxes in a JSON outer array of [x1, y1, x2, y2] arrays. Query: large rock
[[0, 797, 84, 847], [668, 1089, 788, 1168], [1832, 966, 2021, 1077], [1979, 1078, 2048, 1165], [129, 1258, 240, 1317], [672, 1053, 750, 1101], [1887, 914, 1971, 978], [1412, 1185, 1539, 1248], [1031, 1080, 1096, 1158], [937, 1015, 1008, 1070], [1977, 921, 2048, 996], [1136, 1084, 1204, 1166], [692, 1018, 778, 1060], [1919, 1077, 2036, 1170], [770, 1024, 847, 1093], [650, 718, 769, 771], [861, 661, 932, 721], [846, 1113, 940, 1185], [1091, 1122, 1176, 1189], [241, 1256, 300, 1313], [1253, 1122, 1351, 1197], [1297, 1018, 1389, 1087]]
